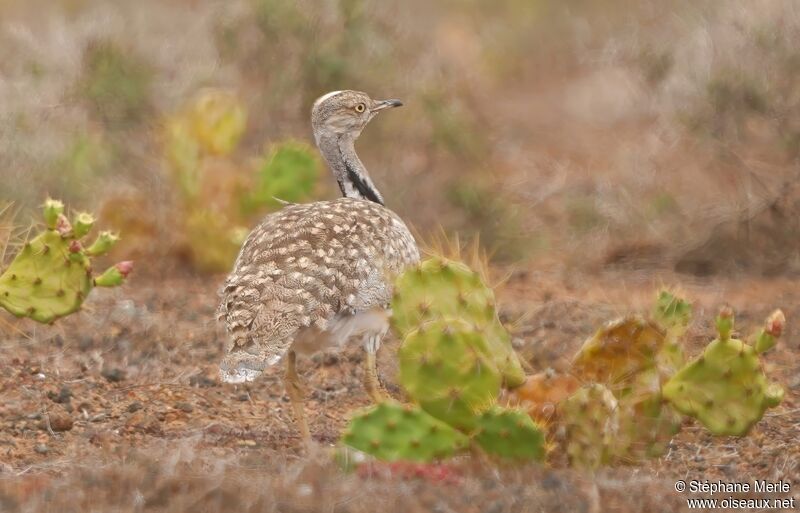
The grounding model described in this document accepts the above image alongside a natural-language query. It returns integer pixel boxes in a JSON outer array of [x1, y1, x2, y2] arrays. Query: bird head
[[311, 90, 403, 142]]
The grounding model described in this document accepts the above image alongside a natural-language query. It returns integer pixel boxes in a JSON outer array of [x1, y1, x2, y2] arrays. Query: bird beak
[[371, 99, 403, 112]]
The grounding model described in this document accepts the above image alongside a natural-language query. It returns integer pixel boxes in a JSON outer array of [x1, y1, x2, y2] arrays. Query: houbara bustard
[[217, 90, 419, 441]]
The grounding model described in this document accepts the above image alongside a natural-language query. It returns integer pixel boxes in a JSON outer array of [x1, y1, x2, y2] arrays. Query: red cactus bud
[[55, 214, 73, 237], [718, 305, 734, 318], [69, 240, 83, 253], [765, 310, 785, 338], [115, 261, 134, 278]]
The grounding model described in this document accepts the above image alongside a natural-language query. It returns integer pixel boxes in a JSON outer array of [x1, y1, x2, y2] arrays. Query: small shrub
[[79, 40, 153, 127]]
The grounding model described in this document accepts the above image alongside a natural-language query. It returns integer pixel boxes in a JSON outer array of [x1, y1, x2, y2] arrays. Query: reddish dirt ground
[[0, 268, 798, 512]]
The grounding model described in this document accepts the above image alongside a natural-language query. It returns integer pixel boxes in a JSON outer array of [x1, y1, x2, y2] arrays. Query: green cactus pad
[[474, 406, 547, 461], [0, 200, 131, 323], [653, 289, 692, 336], [242, 140, 321, 213], [560, 384, 619, 470], [662, 308, 784, 436], [399, 318, 501, 432], [392, 256, 525, 387], [341, 401, 469, 462]]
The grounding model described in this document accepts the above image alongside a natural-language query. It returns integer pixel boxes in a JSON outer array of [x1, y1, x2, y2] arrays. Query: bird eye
[[355, 103, 366, 113]]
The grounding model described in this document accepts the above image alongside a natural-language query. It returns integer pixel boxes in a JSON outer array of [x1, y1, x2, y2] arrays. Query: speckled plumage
[[217, 90, 419, 386]]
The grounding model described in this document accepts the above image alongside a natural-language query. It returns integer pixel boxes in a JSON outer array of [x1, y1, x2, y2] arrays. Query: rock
[[46, 386, 75, 407], [44, 410, 73, 432], [175, 402, 193, 413], [127, 401, 143, 413], [126, 411, 161, 434], [34, 444, 48, 454], [189, 375, 217, 388], [101, 368, 126, 383]]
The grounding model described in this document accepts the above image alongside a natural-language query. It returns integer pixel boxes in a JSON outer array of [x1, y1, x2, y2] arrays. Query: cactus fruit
[[501, 369, 579, 423], [662, 307, 785, 436], [43, 198, 64, 229], [560, 384, 619, 470], [392, 256, 525, 387], [753, 309, 785, 354], [399, 318, 501, 432], [0, 200, 131, 323], [571, 316, 670, 388], [341, 401, 469, 462], [474, 406, 547, 461]]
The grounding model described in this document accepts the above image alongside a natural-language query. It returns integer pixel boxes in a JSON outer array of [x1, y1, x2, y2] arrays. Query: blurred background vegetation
[[1, 0, 799, 275]]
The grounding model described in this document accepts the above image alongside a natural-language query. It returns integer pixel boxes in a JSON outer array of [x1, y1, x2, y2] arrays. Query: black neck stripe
[[345, 160, 384, 205]]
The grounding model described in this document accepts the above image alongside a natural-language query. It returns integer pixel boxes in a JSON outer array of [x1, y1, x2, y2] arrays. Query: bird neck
[[316, 133, 385, 206]]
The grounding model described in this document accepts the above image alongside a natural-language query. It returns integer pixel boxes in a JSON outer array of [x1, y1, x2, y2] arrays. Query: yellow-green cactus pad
[[392, 256, 525, 387], [0, 200, 131, 323], [399, 318, 501, 432], [474, 406, 547, 461], [342, 401, 469, 462]]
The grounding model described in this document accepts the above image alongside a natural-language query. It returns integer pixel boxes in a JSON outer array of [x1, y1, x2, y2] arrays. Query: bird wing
[[217, 198, 418, 366]]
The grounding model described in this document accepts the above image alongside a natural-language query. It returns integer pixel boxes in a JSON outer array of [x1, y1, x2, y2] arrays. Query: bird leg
[[363, 334, 388, 402], [283, 350, 311, 443]]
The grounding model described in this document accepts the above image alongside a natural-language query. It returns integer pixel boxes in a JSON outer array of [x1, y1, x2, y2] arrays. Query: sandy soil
[[0, 268, 797, 512]]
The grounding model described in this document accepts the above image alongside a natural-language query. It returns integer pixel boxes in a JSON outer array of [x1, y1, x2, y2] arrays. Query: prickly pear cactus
[[474, 406, 547, 461], [571, 316, 670, 388], [392, 256, 525, 387], [560, 383, 619, 470], [662, 307, 785, 436], [501, 369, 579, 423], [188, 89, 246, 156], [611, 368, 682, 462], [341, 401, 469, 462], [241, 140, 320, 213], [0, 199, 132, 323], [651, 289, 691, 377], [653, 289, 692, 336], [399, 318, 501, 432]]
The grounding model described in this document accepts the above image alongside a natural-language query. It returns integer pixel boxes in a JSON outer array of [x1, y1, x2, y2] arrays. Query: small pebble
[[101, 368, 126, 383], [34, 444, 48, 454], [236, 393, 250, 402], [127, 402, 143, 413], [175, 402, 193, 413], [126, 411, 161, 434], [189, 375, 217, 388]]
